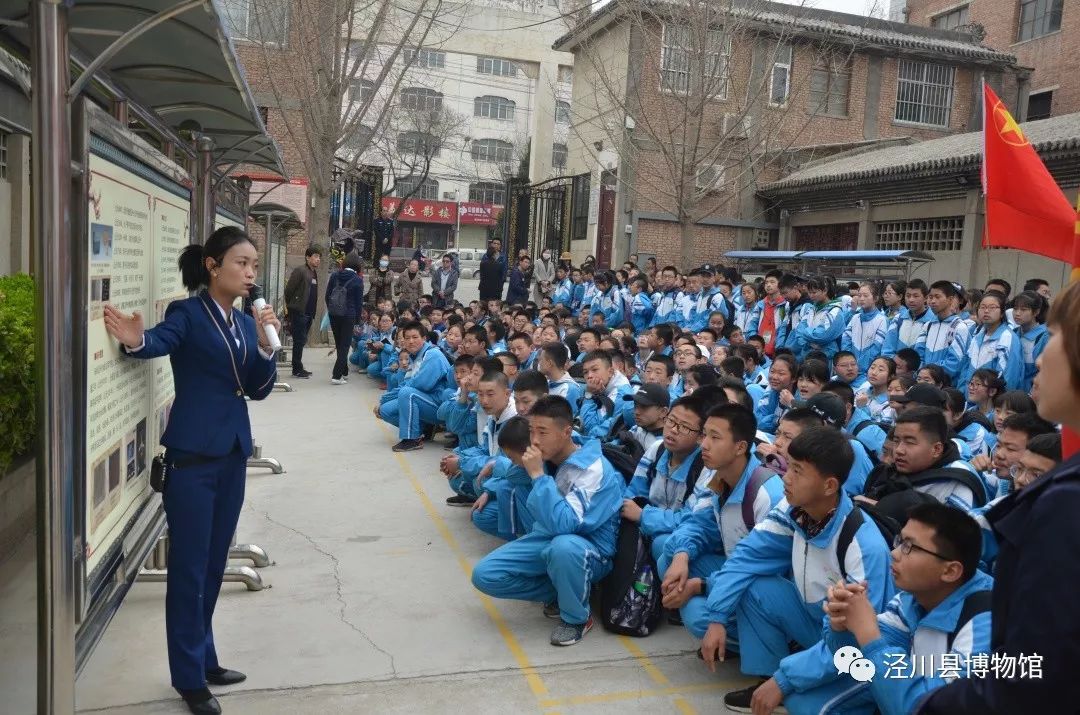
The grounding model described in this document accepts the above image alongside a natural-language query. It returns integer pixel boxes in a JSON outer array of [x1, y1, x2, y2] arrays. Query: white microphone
[[249, 284, 281, 352]]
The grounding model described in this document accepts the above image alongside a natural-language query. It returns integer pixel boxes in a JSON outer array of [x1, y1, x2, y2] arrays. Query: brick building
[[554, 0, 1027, 269], [899, 0, 1077, 119]]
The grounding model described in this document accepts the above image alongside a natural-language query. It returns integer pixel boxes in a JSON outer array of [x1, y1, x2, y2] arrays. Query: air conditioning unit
[[722, 112, 750, 138], [695, 164, 725, 192], [443, 191, 457, 200]]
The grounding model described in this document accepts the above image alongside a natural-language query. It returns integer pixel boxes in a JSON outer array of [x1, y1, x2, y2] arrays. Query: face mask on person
[[379, 260, 389, 269]]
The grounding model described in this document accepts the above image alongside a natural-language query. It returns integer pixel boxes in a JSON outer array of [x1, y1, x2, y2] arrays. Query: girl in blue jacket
[[958, 292, 1022, 392], [842, 282, 889, 383], [1011, 290, 1049, 393], [795, 277, 846, 360]]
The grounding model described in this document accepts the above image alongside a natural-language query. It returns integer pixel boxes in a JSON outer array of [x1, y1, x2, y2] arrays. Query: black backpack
[[601, 415, 647, 484], [600, 500, 663, 637], [907, 467, 990, 508], [947, 589, 993, 650], [327, 274, 350, 318], [836, 504, 901, 580], [850, 421, 882, 467], [642, 446, 707, 508]]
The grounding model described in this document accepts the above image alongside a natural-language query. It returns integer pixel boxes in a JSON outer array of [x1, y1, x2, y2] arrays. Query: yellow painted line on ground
[[538, 679, 747, 708], [374, 414, 550, 700], [615, 636, 697, 713]]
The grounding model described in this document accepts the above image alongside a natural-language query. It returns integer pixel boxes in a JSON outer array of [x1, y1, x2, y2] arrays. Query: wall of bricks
[[904, 0, 1078, 116], [635, 218, 738, 268]]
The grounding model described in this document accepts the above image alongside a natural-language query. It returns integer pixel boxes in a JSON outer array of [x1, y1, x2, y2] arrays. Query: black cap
[[893, 383, 947, 408], [624, 383, 670, 408], [805, 393, 848, 427]]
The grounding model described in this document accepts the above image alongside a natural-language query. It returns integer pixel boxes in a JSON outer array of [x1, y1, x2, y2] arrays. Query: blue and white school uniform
[[959, 322, 1023, 392], [920, 313, 970, 385], [548, 373, 584, 415], [1017, 323, 1049, 393], [842, 308, 888, 382]]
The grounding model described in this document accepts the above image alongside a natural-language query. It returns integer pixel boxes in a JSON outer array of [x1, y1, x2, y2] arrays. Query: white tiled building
[[347, 0, 574, 249]]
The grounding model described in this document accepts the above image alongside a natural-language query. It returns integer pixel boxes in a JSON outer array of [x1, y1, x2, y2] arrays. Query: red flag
[[981, 83, 1077, 263], [1066, 196, 1080, 460]]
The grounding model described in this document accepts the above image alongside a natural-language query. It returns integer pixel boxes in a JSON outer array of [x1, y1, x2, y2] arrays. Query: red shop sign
[[381, 197, 457, 224], [459, 202, 502, 226]]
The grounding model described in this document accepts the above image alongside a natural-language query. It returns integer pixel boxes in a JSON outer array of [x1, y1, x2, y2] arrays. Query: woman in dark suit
[[103, 226, 279, 715]]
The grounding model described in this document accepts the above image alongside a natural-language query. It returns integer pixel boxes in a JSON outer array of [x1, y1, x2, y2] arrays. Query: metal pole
[[193, 135, 215, 243], [31, 0, 77, 711]]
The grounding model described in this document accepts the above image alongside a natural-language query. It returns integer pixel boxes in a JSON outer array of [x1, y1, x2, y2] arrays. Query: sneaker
[[550, 616, 593, 646], [355, 367, 368, 374], [666, 609, 683, 626], [442, 435, 459, 450], [299, 369, 313, 377], [392, 439, 423, 452], [542, 602, 560, 619], [291, 371, 310, 379], [445, 494, 476, 507], [723, 681, 785, 713], [330, 378, 346, 385], [341, 375, 349, 382]]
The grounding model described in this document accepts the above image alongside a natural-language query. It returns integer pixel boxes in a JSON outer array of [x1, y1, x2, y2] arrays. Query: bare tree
[[231, 0, 456, 242], [564, 0, 872, 267]]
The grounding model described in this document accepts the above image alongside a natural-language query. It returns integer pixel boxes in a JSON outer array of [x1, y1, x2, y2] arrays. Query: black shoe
[[723, 680, 782, 713], [392, 439, 424, 452], [443, 435, 459, 450], [206, 667, 247, 686], [666, 609, 683, 626], [446, 494, 476, 507], [291, 370, 310, 379], [422, 424, 436, 441], [177, 688, 222, 714]]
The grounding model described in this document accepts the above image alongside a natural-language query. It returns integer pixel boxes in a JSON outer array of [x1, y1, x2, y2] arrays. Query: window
[[558, 65, 574, 84], [400, 87, 443, 111], [348, 79, 375, 105], [477, 56, 517, 77], [341, 125, 374, 156], [555, 100, 571, 124], [808, 56, 851, 116], [551, 143, 567, 169], [695, 164, 724, 191], [397, 131, 440, 157], [220, 0, 288, 44], [894, 59, 954, 127], [469, 181, 505, 204], [769, 44, 793, 106], [571, 174, 590, 241], [1027, 90, 1053, 120], [931, 5, 969, 29], [474, 95, 515, 120], [471, 138, 513, 163], [0, 130, 8, 180], [404, 48, 446, 68], [396, 177, 439, 200], [661, 24, 730, 98], [1017, 0, 1062, 40], [874, 217, 964, 251]]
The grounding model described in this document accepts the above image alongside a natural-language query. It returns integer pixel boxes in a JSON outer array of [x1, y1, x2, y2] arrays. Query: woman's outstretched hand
[[103, 304, 144, 348]]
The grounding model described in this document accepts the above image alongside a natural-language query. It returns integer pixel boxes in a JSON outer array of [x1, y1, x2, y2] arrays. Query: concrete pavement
[[75, 334, 756, 714]]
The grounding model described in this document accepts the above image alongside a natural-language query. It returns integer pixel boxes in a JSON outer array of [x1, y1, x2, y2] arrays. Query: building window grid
[[660, 24, 730, 98], [931, 5, 969, 29], [404, 48, 446, 68], [397, 131, 440, 157], [0, 130, 7, 180], [1026, 90, 1053, 120], [474, 95, 516, 120], [396, 177, 439, 200], [1017, 0, 1063, 40], [471, 138, 513, 164], [769, 44, 793, 106], [220, 0, 288, 45], [477, 56, 517, 77], [469, 182, 505, 205], [555, 100, 571, 124], [400, 87, 443, 111], [874, 217, 964, 252], [895, 60, 954, 128], [552, 143, 567, 169], [808, 56, 851, 116], [348, 79, 375, 105]]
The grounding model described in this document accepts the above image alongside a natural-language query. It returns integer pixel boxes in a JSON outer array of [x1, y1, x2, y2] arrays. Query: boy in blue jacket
[[800, 504, 993, 715], [472, 395, 622, 646], [578, 350, 633, 437], [696, 427, 894, 712], [442, 368, 517, 506], [376, 321, 451, 451], [471, 415, 535, 541]]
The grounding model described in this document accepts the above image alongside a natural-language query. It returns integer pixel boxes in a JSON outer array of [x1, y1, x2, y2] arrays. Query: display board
[[84, 137, 191, 582]]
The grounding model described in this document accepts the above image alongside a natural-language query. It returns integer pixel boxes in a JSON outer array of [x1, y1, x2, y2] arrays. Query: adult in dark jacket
[[430, 253, 459, 307], [372, 209, 395, 258], [506, 255, 531, 305], [367, 254, 395, 303], [916, 281, 1080, 714], [325, 252, 365, 383], [478, 240, 507, 301], [282, 245, 321, 378]]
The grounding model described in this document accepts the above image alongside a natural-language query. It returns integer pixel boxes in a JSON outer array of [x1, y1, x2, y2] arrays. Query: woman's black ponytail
[[177, 226, 254, 291], [178, 244, 209, 291]]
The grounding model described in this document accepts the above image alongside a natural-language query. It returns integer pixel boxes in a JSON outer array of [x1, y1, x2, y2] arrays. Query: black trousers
[[329, 316, 352, 379], [290, 313, 311, 373]]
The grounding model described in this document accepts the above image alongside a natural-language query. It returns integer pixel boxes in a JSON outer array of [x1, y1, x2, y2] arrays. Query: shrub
[[0, 273, 35, 476]]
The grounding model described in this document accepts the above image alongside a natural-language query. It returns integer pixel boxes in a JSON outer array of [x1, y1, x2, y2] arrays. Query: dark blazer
[[916, 451, 1080, 714], [430, 265, 459, 303], [283, 264, 316, 315], [124, 291, 277, 458], [478, 252, 507, 301]]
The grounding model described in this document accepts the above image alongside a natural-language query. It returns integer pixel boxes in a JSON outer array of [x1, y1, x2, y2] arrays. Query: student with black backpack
[[324, 252, 364, 384], [812, 504, 992, 715]]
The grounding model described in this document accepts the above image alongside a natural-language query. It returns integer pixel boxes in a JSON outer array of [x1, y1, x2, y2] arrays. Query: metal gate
[[503, 173, 588, 260], [328, 164, 383, 263]]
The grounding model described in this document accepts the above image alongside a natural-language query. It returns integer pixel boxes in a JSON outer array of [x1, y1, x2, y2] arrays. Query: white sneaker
[[341, 375, 349, 382], [330, 378, 345, 385]]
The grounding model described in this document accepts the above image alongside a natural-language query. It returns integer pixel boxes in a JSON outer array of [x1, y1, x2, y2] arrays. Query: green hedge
[[0, 274, 35, 476]]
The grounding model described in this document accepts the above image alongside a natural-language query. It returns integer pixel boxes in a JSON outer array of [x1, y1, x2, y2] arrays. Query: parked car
[[453, 248, 484, 279]]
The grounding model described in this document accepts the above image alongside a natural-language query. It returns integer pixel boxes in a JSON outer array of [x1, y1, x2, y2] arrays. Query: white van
[[451, 248, 484, 278]]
